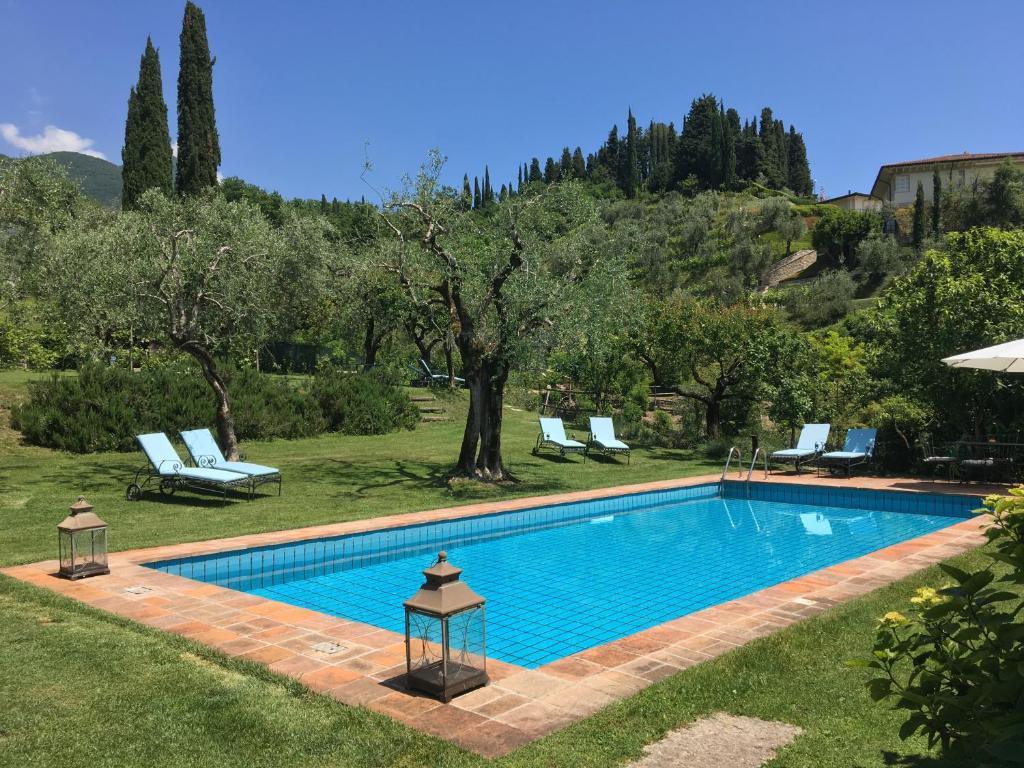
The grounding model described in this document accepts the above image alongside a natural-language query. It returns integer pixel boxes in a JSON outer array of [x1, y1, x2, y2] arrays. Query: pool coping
[[2, 474, 994, 757]]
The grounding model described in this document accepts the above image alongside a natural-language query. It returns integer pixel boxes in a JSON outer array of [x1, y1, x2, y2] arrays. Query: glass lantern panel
[[407, 611, 443, 672], [90, 529, 108, 567], [446, 606, 486, 674], [71, 529, 101, 567], [59, 531, 73, 571]]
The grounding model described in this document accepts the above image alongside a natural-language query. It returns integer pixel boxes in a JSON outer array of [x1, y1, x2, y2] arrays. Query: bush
[[12, 362, 416, 452], [310, 369, 418, 435], [854, 489, 1024, 762]]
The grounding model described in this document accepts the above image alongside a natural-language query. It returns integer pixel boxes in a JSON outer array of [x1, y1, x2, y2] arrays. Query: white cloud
[[0, 123, 106, 159], [171, 141, 178, 157]]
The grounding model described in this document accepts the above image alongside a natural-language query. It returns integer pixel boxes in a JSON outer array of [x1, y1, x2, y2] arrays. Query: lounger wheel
[[126, 483, 142, 501], [532, 447, 539, 455], [159, 478, 176, 496]]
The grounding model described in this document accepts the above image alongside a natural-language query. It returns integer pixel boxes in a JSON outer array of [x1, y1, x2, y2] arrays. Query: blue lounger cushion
[[538, 418, 585, 449], [589, 417, 630, 450], [137, 432, 246, 483], [180, 428, 279, 478], [771, 423, 831, 460]]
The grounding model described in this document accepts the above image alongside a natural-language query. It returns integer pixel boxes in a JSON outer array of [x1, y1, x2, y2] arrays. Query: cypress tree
[[774, 120, 789, 188], [543, 157, 557, 184], [499, 183, 507, 202], [624, 108, 639, 197], [759, 107, 781, 187], [931, 169, 942, 236], [176, 1, 220, 195], [483, 165, 493, 205], [517, 165, 523, 191], [572, 147, 586, 179], [786, 127, 812, 196], [559, 146, 573, 178], [461, 174, 472, 210], [720, 106, 736, 188], [529, 157, 542, 183], [473, 176, 481, 209], [122, 37, 173, 209], [912, 180, 926, 248], [675, 94, 721, 188], [319, 193, 328, 214]]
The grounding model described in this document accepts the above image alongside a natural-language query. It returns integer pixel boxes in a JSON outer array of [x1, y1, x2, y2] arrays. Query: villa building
[[869, 151, 1024, 207], [821, 192, 882, 212]]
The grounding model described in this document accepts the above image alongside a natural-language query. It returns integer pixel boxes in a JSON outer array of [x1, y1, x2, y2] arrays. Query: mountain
[[43, 151, 122, 208], [0, 151, 122, 208]]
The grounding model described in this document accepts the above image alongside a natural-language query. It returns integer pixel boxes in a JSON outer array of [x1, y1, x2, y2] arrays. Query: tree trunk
[[444, 337, 456, 389], [187, 345, 240, 461], [452, 358, 513, 482], [476, 369, 510, 480], [456, 375, 483, 475], [363, 317, 378, 372], [705, 397, 722, 440]]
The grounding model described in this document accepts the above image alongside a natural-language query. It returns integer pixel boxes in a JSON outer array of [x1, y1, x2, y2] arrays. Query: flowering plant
[[851, 488, 1024, 762]]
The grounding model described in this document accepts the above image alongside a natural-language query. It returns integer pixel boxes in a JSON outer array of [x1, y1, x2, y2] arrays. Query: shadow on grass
[[882, 750, 973, 767]]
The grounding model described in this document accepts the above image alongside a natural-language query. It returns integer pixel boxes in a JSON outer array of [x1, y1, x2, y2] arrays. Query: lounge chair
[[769, 423, 830, 474], [817, 428, 877, 477], [533, 417, 586, 458], [587, 417, 630, 463], [127, 432, 250, 502], [413, 359, 465, 388], [180, 428, 282, 497]]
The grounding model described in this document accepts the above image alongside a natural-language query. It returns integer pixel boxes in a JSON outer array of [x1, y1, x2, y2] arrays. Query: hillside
[[43, 151, 122, 207], [1, 151, 122, 207]]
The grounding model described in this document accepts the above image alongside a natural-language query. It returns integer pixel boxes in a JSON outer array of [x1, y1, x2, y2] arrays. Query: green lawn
[[0, 369, 984, 767]]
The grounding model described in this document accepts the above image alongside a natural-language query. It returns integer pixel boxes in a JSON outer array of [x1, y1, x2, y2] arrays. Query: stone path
[[629, 713, 802, 768]]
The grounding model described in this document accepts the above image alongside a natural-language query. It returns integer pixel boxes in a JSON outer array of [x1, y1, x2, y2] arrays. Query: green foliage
[[912, 181, 926, 249], [855, 488, 1024, 761], [856, 229, 906, 276], [122, 37, 173, 209], [872, 228, 1024, 438], [176, 1, 220, 195], [941, 160, 1024, 231], [811, 206, 878, 266], [0, 156, 96, 302], [309, 368, 419, 435], [11, 362, 416, 452], [778, 270, 856, 328]]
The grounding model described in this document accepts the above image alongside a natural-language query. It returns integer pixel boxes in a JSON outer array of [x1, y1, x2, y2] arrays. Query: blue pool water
[[147, 482, 980, 668]]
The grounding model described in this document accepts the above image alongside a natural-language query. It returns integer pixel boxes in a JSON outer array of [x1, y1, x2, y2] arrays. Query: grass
[[0, 369, 986, 766]]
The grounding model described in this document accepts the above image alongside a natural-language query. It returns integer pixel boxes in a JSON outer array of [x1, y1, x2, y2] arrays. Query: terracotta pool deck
[[2, 473, 995, 757]]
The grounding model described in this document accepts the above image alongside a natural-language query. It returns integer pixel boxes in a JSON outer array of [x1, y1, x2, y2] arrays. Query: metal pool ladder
[[720, 446, 743, 493], [747, 447, 769, 481]]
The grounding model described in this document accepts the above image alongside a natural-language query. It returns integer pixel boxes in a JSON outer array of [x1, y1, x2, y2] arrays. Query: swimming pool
[[146, 482, 980, 668]]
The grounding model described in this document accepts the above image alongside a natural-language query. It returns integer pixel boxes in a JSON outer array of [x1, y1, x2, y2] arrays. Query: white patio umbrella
[[942, 338, 1024, 373]]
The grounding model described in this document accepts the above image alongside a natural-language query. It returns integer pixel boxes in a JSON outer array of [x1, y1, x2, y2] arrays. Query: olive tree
[[375, 153, 612, 481], [45, 189, 329, 458]]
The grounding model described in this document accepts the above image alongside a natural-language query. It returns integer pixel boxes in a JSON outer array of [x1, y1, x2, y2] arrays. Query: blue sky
[[2, 0, 1022, 202]]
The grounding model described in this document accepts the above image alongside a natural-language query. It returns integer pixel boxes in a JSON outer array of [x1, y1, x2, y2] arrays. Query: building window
[[894, 175, 910, 194]]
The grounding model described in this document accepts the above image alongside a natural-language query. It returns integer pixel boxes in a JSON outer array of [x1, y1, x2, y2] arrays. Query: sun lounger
[[769, 423, 830, 474], [127, 432, 250, 502], [817, 428, 877, 477], [533, 418, 586, 458], [180, 428, 282, 497], [587, 417, 630, 463]]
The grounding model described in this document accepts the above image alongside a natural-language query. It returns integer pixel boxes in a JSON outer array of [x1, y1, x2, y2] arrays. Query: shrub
[[310, 369, 418, 435], [853, 489, 1024, 762], [12, 362, 416, 452]]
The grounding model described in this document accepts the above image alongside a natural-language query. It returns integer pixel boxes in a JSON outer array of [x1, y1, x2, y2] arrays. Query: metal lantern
[[57, 496, 109, 580], [403, 551, 487, 702]]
